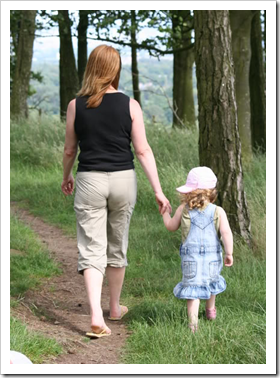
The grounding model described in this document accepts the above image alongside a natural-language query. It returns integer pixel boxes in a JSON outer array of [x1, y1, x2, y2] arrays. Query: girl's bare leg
[[206, 295, 216, 310], [187, 299, 200, 332], [205, 295, 217, 320]]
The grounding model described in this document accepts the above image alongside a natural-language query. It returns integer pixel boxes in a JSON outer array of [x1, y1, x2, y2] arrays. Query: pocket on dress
[[209, 260, 221, 278], [183, 261, 197, 279]]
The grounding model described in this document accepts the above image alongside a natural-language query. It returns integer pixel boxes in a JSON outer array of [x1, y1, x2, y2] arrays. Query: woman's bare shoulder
[[129, 98, 142, 121], [68, 98, 76, 109], [66, 99, 76, 121]]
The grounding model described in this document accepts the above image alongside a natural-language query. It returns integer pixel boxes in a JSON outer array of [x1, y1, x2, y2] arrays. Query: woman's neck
[[105, 86, 118, 93]]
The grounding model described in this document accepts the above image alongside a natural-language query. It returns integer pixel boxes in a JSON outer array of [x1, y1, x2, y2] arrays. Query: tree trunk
[[58, 10, 79, 119], [249, 11, 266, 152], [10, 10, 37, 119], [131, 11, 141, 105], [230, 11, 253, 160], [194, 10, 251, 244], [172, 11, 196, 128], [78, 10, 88, 87], [263, 10, 266, 71]]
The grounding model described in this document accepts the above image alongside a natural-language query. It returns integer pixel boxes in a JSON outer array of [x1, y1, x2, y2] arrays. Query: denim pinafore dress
[[173, 203, 226, 300]]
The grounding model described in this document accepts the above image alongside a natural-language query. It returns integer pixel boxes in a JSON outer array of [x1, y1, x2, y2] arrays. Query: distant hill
[[28, 59, 197, 126]]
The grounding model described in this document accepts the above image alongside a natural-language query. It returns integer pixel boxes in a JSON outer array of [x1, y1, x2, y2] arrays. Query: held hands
[[224, 254, 233, 267], [155, 191, 172, 215], [61, 175, 75, 196]]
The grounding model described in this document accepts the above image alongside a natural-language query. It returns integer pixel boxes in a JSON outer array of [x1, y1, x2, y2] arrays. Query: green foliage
[[10, 214, 61, 297], [10, 116, 265, 364], [10, 317, 62, 363]]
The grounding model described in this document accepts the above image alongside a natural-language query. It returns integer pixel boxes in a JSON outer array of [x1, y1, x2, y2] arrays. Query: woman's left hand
[[155, 192, 172, 215], [61, 175, 75, 196]]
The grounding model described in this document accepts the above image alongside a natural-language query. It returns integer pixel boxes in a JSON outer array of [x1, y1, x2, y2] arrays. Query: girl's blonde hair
[[180, 188, 217, 210], [77, 45, 121, 108]]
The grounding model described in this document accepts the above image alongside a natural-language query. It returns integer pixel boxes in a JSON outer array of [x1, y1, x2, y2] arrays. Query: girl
[[162, 167, 233, 332]]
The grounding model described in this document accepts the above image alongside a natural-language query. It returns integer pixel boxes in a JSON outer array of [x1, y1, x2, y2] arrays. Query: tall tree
[[58, 10, 79, 119], [89, 10, 195, 115], [249, 11, 266, 152], [90, 10, 144, 105], [230, 11, 254, 160], [77, 10, 89, 87], [263, 10, 266, 67], [10, 10, 37, 118], [194, 10, 251, 243], [131, 11, 141, 105], [171, 10, 195, 128]]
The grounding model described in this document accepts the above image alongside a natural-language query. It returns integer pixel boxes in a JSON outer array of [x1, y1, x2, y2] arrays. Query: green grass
[[10, 116, 266, 364], [10, 215, 62, 297], [10, 317, 62, 363]]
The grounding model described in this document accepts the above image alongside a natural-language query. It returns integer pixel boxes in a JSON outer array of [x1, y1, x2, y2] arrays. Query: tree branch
[[86, 35, 194, 55]]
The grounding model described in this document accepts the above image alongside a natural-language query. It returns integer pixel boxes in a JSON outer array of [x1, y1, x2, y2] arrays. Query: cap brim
[[176, 185, 196, 193]]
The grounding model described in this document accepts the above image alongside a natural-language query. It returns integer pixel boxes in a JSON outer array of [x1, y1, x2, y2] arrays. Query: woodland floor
[[11, 203, 131, 364]]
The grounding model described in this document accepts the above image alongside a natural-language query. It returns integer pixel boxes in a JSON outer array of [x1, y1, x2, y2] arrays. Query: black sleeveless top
[[74, 93, 134, 172]]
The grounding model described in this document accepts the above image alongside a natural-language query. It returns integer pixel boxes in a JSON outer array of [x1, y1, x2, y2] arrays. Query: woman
[[61, 45, 171, 338]]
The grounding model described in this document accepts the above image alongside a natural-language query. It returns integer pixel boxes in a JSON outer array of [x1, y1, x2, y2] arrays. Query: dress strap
[[181, 206, 191, 243]]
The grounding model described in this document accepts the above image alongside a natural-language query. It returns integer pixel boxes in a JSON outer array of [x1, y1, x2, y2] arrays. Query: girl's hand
[[155, 192, 172, 215], [224, 254, 233, 267], [61, 175, 75, 196]]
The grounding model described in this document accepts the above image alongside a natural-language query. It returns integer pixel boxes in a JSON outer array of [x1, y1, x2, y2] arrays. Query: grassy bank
[[10, 116, 266, 364], [10, 215, 61, 298], [10, 317, 62, 364], [10, 206, 62, 361]]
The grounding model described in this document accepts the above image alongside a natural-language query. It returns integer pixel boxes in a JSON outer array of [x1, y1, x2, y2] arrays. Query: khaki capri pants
[[74, 170, 137, 275]]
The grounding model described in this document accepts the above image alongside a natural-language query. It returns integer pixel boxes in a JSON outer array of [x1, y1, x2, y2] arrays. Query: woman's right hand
[[61, 175, 75, 196], [155, 192, 172, 215]]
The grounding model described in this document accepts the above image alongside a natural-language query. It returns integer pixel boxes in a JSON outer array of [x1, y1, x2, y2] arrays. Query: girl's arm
[[162, 204, 185, 231], [61, 99, 78, 196], [218, 206, 233, 266], [130, 98, 171, 215]]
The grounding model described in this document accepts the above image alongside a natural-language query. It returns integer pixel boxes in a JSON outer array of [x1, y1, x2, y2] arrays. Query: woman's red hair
[[77, 45, 121, 108]]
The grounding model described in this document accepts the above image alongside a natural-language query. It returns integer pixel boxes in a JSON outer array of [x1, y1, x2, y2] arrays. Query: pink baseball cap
[[176, 167, 217, 193]]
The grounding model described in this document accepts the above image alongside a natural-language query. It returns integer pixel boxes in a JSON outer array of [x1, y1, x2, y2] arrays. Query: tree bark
[[172, 11, 196, 128], [78, 10, 89, 87], [58, 10, 79, 119], [10, 10, 37, 119], [194, 10, 251, 243], [249, 11, 266, 152], [264, 10, 266, 58], [230, 11, 253, 160], [131, 11, 141, 106]]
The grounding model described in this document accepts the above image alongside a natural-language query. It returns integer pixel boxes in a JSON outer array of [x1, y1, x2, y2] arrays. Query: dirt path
[[11, 203, 130, 364]]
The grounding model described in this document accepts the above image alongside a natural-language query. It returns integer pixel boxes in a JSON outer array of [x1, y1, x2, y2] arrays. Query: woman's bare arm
[[130, 98, 171, 214], [61, 99, 78, 195]]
